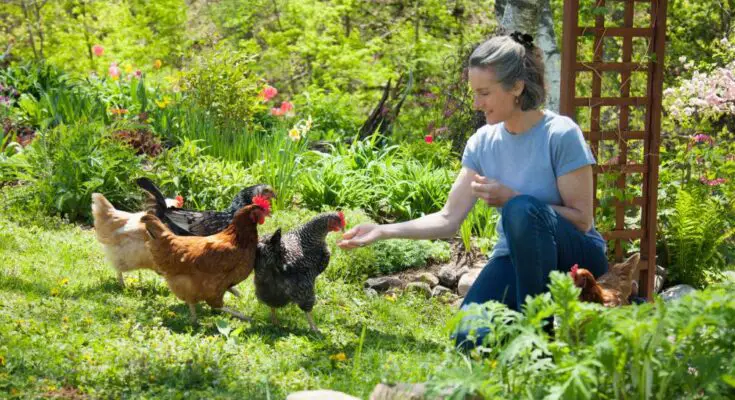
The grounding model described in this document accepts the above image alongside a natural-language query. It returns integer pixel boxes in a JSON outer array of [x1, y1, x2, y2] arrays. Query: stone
[[406, 282, 432, 298], [660, 284, 696, 302], [431, 285, 452, 298], [414, 272, 439, 287], [457, 268, 482, 297], [364, 288, 379, 298], [370, 383, 426, 400], [438, 265, 470, 288], [288, 390, 360, 400], [365, 276, 404, 292]]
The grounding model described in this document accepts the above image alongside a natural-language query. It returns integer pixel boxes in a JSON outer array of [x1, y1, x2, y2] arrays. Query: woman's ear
[[512, 79, 525, 97]]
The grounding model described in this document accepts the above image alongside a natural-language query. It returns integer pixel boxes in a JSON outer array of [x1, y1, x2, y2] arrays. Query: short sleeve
[[551, 124, 596, 177], [461, 131, 482, 174]]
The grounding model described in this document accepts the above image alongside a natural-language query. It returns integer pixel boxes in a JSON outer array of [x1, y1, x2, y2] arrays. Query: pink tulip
[[108, 63, 121, 79], [424, 135, 434, 144], [92, 44, 104, 57]]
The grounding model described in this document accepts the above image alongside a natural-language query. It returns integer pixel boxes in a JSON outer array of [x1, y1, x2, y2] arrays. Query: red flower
[[92, 44, 104, 57], [424, 135, 434, 144]]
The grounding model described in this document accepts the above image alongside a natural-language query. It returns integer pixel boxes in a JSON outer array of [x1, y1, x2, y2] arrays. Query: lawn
[[0, 209, 454, 399]]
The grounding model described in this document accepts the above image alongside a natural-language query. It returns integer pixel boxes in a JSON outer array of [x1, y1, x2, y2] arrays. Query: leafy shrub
[[661, 190, 735, 288], [179, 47, 266, 127], [150, 139, 256, 211], [432, 271, 735, 398], [371, 239, 450, 276], [0, 122, 143, 221]]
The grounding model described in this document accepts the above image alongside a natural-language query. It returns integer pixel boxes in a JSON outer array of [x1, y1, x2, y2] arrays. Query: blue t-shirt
[[461, 110, 606, 258]]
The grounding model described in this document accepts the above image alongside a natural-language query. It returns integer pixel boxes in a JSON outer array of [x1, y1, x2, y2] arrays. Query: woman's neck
[[504, 108, 544, 135]]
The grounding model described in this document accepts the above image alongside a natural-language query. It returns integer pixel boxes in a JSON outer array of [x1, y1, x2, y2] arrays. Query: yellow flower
[[288, 127, 302, 141], [384, 293, 397, 302], [490, 359, 498, 369], [62, 316, 69, 323], [59, 278, 69, 286], [329, 352, 347, 362], [124, 65, 133, 74], [50, 288, 60, 296], [155, 96, 171, 109], [153, 59, 163, 69]]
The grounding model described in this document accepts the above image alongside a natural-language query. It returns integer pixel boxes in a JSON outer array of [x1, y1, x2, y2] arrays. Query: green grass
[[0, 210, 454, 399]]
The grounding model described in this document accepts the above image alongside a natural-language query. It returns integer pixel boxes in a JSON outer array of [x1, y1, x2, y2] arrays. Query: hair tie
[[509, 31, 534, 49]]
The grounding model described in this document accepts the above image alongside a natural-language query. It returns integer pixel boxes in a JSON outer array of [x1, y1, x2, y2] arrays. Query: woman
[[337, 32, 608, 349]]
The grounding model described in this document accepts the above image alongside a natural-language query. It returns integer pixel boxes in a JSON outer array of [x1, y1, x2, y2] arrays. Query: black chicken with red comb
[[254, 211, 346, 332]]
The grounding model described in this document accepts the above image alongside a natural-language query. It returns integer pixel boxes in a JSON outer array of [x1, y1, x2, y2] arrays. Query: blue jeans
[[454, 195, 608, 350]]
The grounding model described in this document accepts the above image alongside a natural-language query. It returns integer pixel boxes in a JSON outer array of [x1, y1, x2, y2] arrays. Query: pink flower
[[280, 101, 294, 113], [691, 133, 714, 145], [424, 135, 434, 144], [108, 63, 121, 80], [270, 107, 285, 116], [259, 85, 278, 102], [134, 70, 142, 79], [92, 44, 104, 57], [270, 101, 295, 117]]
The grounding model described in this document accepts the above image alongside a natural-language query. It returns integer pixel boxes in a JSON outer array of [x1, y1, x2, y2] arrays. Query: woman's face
[[469, 67, 523, 125]]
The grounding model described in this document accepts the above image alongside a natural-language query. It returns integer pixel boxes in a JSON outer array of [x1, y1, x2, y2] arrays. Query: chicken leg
[[305, 312, 320, 333], [216, 307, 252, 322]]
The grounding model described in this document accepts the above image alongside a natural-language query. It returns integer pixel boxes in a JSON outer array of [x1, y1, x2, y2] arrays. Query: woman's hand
[[337, 223, 384, 250], [471, 175, 518, 207]]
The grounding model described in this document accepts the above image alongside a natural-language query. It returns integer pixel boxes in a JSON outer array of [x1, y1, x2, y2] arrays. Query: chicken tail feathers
[[141, 213, 169, 240], [91, 193, 115, 225], [136, 177, 168, 216]]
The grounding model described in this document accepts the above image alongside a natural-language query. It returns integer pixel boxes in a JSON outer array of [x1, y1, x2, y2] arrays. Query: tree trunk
[[494, 0, 561, 113]]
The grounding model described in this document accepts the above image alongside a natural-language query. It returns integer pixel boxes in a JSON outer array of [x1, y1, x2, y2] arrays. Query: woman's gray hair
[[469, 35, 546, 111]]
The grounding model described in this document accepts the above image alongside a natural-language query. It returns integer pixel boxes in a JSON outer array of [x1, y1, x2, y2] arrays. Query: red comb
[[252, 195, 271, 214], [570, 264, 579, 278], [175, 195, 184, 207], [337, 211, 346, 228]]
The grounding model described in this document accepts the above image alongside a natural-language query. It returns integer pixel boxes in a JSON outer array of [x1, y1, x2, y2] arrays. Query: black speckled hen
[[254, 212, 345, 333]]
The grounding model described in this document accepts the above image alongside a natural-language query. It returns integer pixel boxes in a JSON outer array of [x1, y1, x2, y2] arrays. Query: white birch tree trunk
[[495, 0, 561, 113]]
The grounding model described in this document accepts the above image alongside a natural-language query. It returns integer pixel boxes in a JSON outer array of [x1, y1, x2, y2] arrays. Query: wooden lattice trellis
[[560, 0, 667, 299]]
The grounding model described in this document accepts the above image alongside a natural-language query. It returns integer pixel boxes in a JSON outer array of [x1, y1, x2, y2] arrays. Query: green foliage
[[179, 47, 266, 127], [150, 139, 255, 211], [0, 0, 187, 77], [0, 208, 450, 398], [662, 190, 735, 288], [370, 239, 451, 277], [433, 271, 735, 399], [0, 122, 142, 221]]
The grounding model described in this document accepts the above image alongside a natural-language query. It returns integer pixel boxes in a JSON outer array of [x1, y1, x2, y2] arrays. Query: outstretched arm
[[338, 167, 478, 249]]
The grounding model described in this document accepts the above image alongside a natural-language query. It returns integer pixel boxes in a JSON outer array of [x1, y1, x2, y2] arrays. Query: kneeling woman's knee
[[501, 195, 548, 236]]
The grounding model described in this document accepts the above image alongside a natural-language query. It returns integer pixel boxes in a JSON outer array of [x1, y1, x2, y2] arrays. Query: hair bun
[[510, 31, 534, 49]]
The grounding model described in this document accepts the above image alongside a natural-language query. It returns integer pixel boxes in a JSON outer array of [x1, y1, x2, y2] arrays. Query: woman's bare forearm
[[380, 210, 463, 241]]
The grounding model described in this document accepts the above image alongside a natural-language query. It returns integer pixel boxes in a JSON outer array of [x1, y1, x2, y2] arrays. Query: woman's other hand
[[337, 223, 383, 249], [471, 174, 518, 207]]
